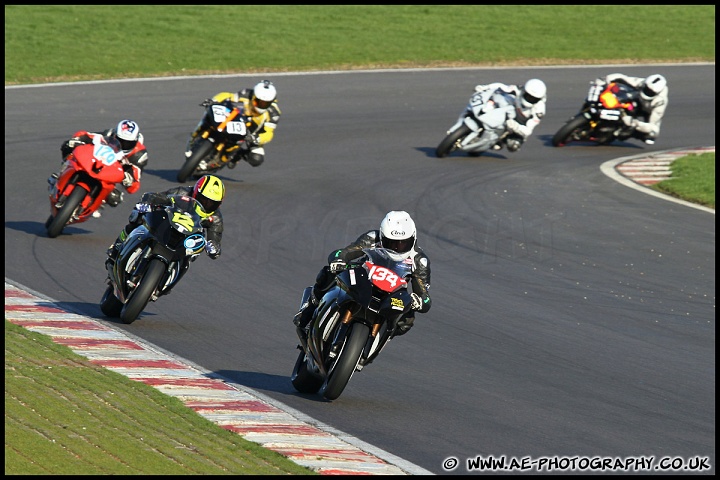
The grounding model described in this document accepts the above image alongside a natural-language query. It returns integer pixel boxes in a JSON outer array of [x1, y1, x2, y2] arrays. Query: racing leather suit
[[208, 89, 281, 167], [295, 229, 432, 336], [600, 73, 669, 141], [474, 82, 546, 151]]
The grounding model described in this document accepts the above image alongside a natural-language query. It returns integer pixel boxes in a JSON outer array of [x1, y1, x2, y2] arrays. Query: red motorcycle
[[45, 137, 127, 238]]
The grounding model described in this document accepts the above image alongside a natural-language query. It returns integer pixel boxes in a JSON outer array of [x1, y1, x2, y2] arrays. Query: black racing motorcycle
[[177, 99, 252, 182], [552, 81, 640, 146], [291, 247, 415, 401], [100, 194, 207, 324]]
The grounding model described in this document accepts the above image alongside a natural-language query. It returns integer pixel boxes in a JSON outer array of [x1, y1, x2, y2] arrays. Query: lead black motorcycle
[[291, 247, 415, 401], [552, 80, 640, 146], [177, 99, 252, 182], [100, 194, 207, 324]]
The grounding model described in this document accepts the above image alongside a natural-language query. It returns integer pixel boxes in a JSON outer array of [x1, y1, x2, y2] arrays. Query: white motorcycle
[[435, 88, 518, 158]]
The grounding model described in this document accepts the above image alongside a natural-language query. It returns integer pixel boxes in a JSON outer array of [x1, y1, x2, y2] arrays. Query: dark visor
[[197, 196, 221, 214], [118, 138, 137, 151], [381, 235, 414, 254], [641, 85, 658, 98], [523, 90, 541, 105], [255, 98, 272, 109]]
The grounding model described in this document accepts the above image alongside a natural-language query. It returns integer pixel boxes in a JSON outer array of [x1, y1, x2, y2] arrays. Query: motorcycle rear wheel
[[291, 350, 324, 394], [320, 322, 370, 401], [120, 258, 166, 324], [177, 139, 214, 183], [46, 186, 87, 238], [100, 285, 123, 317], [436, 124, 472, 158], [552, 115, 590, 147]]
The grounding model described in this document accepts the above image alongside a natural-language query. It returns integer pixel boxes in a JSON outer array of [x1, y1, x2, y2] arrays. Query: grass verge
[[4, 320, 316, 475]]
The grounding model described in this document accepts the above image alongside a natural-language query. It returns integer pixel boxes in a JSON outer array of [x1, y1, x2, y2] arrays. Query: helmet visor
[[197, 195, 221, 214], [254, 98, 272, 110], [118, 137, 137, 152], [381, 235, 415, 255], [641, 84, 658, 99], [522, 90, 542, 105]]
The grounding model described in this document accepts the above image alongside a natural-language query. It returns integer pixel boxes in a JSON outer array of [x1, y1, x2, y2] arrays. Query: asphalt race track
[[4, 64, 715, 475]]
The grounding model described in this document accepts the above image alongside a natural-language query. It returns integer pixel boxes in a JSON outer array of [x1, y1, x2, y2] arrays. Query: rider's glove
[[329, 260, 347, 273], [622, 115, 638, 128], [200, 98, 213, 107], [134, 203, 152, 214], [410, 293, 423, 311], [245, 133, 258, 147], [506, 118, 520, 133], [67, 138, 84, 149], [206, 240, 219, 259], [122, 171, 135, 187]]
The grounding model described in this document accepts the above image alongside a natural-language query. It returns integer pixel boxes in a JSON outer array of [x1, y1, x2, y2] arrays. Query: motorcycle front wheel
[[435, 124, 472, 158], [291, 350, 324, 394], [552, 115, 589, 147], [177, 139, 214, 183], [120, 258, 166, 324], [46, 186, 87, 238], [320, 322, 370, 401]]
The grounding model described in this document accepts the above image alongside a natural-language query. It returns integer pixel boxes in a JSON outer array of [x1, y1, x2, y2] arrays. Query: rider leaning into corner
[[48, 119, 147, 216], [293, 210, 432, 340], [105, 174, 225, 291], [473, 78, 547, 152], [192, 79, 281, 169], [592, 73, 669, 145]]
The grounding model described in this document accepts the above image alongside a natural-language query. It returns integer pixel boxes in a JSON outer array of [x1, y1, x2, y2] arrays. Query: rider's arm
[[203, 211, 223, 253], [634, 94, 668, 136], [327, 230, 377, 264], [602, 73, 643, 89], [508, 102, 546, 139], [410, 252, 431, 313]]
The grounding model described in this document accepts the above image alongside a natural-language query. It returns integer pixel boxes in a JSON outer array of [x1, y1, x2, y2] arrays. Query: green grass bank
[[4, 5, 715, 85]]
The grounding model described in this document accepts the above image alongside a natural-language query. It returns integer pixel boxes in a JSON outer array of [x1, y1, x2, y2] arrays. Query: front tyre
[[177, 139, 214, 183], [320, 322, 370, 401], [291, 350, 324, 394], [120, 258, 166, 324], [46, 186, 87, 238], [552, 116, 589, 147], [100, 285, 123, 317], [435, 124, 472, 158]]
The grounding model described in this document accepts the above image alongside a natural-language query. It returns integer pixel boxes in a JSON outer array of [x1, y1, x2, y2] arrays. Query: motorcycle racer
[[48, 120, 146, 216], [293, 211, 431, 340], [473, 78, 547, 152], [592, 73, 669, 145], [105, 175, 225, 277], [191, 79, 281, 169]]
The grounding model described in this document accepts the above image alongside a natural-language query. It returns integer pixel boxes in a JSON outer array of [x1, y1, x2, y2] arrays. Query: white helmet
[[379, 211, 416, 260], [518, 78, 547, 109], [252, 80, 277, 113], [640, 74, 667, 101], [114, 119, 140, 153]]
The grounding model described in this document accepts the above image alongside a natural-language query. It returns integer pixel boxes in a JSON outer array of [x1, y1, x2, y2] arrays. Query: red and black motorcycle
[[552, 81, 640, 147], [291, 247, 415, 401], [45, 137, 127, 238]]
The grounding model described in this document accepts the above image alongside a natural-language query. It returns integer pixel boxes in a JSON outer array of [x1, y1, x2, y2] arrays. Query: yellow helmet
[[192, 175, 225, 215]]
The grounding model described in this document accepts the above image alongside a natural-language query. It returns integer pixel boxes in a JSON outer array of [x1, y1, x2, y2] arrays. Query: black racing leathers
[[139, 186, 224, 255], [326, 229, 431, 314]]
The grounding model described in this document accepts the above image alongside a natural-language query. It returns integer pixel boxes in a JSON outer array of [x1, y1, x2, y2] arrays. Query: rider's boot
[[293, 287, 319, 342], [105, 228, 128, 268]]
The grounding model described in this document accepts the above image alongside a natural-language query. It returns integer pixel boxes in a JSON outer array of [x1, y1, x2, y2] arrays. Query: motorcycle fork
[[328, 309, 353, 359]]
